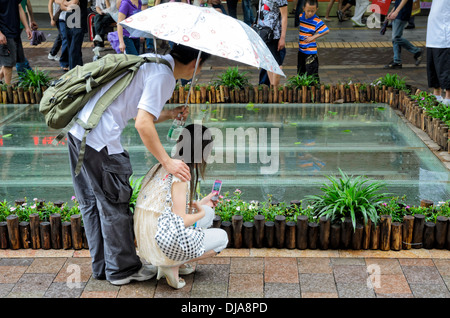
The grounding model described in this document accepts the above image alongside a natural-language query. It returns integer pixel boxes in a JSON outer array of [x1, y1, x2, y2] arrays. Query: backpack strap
[[73, 56, 172, 175]]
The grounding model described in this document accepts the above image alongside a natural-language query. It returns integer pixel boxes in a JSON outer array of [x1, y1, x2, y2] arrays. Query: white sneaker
[[48, 53, 59, 61], [93, 34, 103, 42], [351, 18, 365, 27], [109, 264, 157, 286]]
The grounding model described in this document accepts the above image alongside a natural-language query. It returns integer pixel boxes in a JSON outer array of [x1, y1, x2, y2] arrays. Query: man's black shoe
[[384, 62, 402, 69], [414, 49, 423, 66]]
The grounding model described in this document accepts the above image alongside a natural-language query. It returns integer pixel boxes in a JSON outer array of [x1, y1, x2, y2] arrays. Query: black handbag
[[252, 24, 273, 43], [252, 0, 273, 43]]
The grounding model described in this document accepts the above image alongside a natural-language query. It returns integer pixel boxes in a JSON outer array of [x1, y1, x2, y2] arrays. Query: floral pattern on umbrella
[[120, 2, 284, 76]]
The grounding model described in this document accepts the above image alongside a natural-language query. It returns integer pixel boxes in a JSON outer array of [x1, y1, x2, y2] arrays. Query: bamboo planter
[[0, 212, 88, 251], [212, 198, 450, 251], [212, 211, 450, 251]]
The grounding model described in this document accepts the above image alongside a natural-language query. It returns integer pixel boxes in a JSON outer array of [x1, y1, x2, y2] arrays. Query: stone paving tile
[[228, 273, 264, 298], [401, 266, 444, 285], [399, 258, 435, 267], [0, 266, 28, 284], [230, 257, 264, 274], [53, 257, 92, 283], [191, 282, 228, 298], [26, 257, 67, 274], [83, 276, 120, 292], [264, 258, 299, 284], [7, 273, 55, 298], [371, 274, 412, 295], [44, 282, 86, 298], [80, 291, 119, 298], [0, 284, 14, 297], [117, 280, 156, 298], [0, 258, 34, 266], [336, 283, 375, 298], [333, 265, 368, 284], [301, 292, 339, 298], [365, 258, 403, 275], [433, 259, 450, 276], [331, 257, 366, 266], [298, 257, 332, 274], [193, 264, 230, 284], [409, 283, 450, 298], [264, 282, 300, 298], [299, 273, 337, 294]]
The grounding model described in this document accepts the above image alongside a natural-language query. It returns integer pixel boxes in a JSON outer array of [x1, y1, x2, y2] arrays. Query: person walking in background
[[294, 0, 305, 27], [257, 0, 288, 87], [425, 0, 450, 105], [48, 0, 63, 62], [0, 0, 32, 85], [350, 0, 369, 27], [56, 0, 88, 70], [297, 0, 329, 82], [336, 0, 354, 22], [324, 0, 342, 21], [15, 0, 37, 76], [384, 0, 422, 69], [117, 0, 142, 55]]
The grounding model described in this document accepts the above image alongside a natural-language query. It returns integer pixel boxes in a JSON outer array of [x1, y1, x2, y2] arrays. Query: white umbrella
[[120, 2, 285, 77]]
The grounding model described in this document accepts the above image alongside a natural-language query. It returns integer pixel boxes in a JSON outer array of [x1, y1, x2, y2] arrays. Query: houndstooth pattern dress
[[134, 164, 201, 267]]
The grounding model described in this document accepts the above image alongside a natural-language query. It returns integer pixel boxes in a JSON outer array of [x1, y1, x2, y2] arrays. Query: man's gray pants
[[68, 133, 142, 281]]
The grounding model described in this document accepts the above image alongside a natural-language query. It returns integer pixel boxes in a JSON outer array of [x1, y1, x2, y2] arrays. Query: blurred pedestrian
[[256, 0, 287, 86], [351, 0, 369, 27], [16, 0, 37, 76], [117, 0, 141, 55], [0, 0, 32, 85], [48, 0, 62, 62], [384, 0, 422, 69], [324, 0, 342, 21], [426, 0, 450, 105]]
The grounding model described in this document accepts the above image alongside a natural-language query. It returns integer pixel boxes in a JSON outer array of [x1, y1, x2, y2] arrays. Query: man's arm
[[26, 0, 38, 30], [387, 0, 409, 20], [135, 109, 191, 181], [278, 5, 287, 51], [19, 5, 32, 40]]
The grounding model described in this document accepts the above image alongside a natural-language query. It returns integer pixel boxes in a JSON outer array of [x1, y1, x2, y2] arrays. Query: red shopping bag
[[370, 0, 392, 16]]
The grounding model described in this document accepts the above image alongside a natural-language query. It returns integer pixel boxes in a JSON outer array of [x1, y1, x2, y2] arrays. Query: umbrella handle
[[183, 50, 202, 109]]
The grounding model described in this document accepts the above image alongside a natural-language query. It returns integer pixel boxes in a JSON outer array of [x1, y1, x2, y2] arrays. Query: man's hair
[[169, 43, 211, 65], [304, 0, 319, 7]]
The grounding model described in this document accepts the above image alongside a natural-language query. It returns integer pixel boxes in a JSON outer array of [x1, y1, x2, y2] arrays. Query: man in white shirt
[[67, 44, 210, 285], [425, 0, 450, 105]]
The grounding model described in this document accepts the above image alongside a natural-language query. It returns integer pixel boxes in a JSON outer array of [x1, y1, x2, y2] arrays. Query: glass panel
[[0, 103, 448, 206]]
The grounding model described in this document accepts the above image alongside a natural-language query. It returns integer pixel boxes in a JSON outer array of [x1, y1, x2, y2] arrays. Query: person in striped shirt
[[297, 0, 329, 82]]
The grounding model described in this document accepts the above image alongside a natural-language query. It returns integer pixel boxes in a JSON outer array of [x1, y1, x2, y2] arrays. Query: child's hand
[[304, 35, 315, 43]]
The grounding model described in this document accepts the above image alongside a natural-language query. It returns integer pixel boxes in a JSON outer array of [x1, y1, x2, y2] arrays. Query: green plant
[[213, 66, 249, 90], [411, 91, 450, 125], [0, 200, 11, 222], [305, 169, 390, 230], [286, 73, 319, 89], [17, 68, 53, 92], [377, 195, 411, 222], [373, 73, 406, 91], [129, 175, 145, 213]]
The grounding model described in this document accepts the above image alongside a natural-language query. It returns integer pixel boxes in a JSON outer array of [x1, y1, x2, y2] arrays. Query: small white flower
[[236, 206, 241, 211]]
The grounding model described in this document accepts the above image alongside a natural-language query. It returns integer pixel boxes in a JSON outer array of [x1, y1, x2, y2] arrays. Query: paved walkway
[[1, 248, 450, 299], [3, 12, 448, 302]]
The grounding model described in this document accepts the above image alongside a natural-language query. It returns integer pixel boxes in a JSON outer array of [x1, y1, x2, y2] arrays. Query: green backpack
[[39, 53, 172, 175]]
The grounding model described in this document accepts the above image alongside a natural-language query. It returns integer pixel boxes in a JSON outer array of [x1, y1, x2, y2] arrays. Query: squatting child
[[298, 0, 330, 83]]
